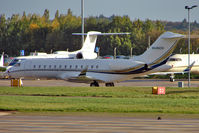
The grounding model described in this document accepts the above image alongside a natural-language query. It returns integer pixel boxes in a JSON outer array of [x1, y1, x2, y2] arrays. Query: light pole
[[81, 0, 84, 46], [185, 5, 197, 87]]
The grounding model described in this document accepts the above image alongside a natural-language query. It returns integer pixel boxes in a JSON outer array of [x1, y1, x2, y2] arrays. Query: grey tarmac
[[1, 113, 199, 133], [0, 79, 199, 87]]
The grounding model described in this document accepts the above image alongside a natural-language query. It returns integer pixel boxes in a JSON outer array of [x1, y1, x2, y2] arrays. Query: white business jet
[[6, 32, 184, 87], [151, 54, 199, 81]]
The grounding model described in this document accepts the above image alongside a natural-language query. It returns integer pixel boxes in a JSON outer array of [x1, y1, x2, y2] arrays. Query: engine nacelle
[[76, 52, 97, 59], [76, 52, 83, 59]]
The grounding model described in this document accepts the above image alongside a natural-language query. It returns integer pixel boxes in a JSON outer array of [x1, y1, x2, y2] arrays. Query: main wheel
[[90, 81, 99, 87], [90, 82, 95, 87]]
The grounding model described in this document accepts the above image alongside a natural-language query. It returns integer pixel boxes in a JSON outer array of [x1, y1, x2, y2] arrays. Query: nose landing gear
[[170, 75, 175, 82], [105, 82, 114, 87]]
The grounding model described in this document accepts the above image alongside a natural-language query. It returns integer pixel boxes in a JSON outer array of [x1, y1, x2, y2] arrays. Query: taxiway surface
[[0, 79, 199, 87], [1, 114, 199, 133]]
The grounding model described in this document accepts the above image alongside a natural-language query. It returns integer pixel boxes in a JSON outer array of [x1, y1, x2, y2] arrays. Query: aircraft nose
[[165, 64, 173, 69], [4, 66, 13, 75], [4, 70, 8, 74]]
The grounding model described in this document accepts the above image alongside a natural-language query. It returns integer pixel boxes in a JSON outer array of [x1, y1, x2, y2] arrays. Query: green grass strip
[[0, 95, 199, 113], [0, 86, 199, 113]]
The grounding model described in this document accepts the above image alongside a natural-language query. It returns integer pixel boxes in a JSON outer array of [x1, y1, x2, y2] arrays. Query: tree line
[[0, 9, 199, 57]]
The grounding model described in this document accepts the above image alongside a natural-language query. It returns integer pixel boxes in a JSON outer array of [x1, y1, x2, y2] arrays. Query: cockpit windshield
[[168, 58, 182, 61], [8, 59, 25, 66]]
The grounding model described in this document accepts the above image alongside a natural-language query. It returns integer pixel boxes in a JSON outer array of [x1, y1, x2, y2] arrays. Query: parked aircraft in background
[[6, 32, 184, 86], [5, 31, 129, 67], [151, 54, 199, 81], [6, 31, 99, 67], [166, 54, 199, 74], [0, 31, 98, 67]]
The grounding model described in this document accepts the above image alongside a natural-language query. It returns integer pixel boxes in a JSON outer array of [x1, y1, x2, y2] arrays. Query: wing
[[58, 66, 102, 83]]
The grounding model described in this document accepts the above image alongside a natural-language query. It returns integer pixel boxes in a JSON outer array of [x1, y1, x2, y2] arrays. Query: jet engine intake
[[76, 52, 83, 59], [76, 52, 97, 59]]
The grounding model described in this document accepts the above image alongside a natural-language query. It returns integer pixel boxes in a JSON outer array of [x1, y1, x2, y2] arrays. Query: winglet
[[183, 61, 195, 73]]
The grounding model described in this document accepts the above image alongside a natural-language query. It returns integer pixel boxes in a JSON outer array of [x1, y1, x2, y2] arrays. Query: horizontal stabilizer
[[72, 32, 130, 36]]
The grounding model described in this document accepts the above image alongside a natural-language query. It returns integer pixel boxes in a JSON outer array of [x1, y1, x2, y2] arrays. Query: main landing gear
[[90, 80, 99, 87], [90, 81, 115, 87]]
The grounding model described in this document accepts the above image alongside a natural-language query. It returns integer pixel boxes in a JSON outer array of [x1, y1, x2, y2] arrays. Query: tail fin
[[135, 32, 184, 67], [0, 52, 4, 67], [72, 31, 130, 52], [81, 31, 101, 52]]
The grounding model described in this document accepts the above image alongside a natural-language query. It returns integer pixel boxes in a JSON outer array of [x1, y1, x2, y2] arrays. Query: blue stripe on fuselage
[[93, 56, 170, 75]]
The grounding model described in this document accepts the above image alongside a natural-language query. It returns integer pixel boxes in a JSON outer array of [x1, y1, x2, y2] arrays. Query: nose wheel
[[105, 82, 114, 87], [170, 75, 175, 82]]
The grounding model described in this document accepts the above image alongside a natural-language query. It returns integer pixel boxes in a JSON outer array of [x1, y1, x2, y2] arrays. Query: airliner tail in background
[[72, 31, 130, 59], [0, 52, 4, 67]]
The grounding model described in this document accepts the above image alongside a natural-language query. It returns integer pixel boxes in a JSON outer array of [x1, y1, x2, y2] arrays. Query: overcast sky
[[0, 0, 199, 22]]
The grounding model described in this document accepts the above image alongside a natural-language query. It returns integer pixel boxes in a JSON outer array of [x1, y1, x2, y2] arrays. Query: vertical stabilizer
[[80, 31, 101, 52], [72, 31, 130, 59], [135, 32, 184, 67]]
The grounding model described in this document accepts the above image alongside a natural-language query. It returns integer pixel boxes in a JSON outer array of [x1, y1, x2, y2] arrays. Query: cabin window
[[39, 65, 41, 68], [54, 65, 56, 68], [44, 65, 46, 69], [75, 65, 78, 69], [33, 65, 36, 68], [81, 65, 83, 69], [70, 65, 72, 69], [169, 58, 182, 61], [65, 65, 67, 69], [49, 65, 51, 68], [59, 65, 62, 68], [91, 65, 94, 69], [96, 65, 99, 69]]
